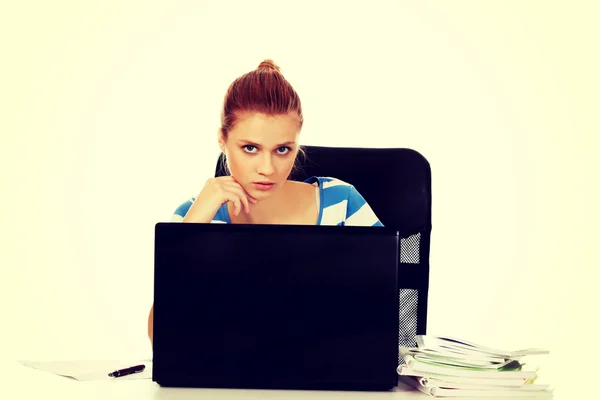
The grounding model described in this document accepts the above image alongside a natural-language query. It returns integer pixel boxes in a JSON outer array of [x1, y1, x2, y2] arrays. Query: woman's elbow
[[148, 304, 154, 347]]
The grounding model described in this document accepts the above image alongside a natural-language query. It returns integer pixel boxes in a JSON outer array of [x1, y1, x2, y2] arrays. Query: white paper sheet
[[18, 359, 153, 381]]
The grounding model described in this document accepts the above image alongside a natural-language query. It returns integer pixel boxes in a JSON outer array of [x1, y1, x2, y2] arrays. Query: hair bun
[[257, 59, 281, 73]]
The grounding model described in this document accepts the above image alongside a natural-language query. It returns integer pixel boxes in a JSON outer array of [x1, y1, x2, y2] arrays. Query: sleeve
[[170, 197, 195, 222], [345, 186, 384, 227]]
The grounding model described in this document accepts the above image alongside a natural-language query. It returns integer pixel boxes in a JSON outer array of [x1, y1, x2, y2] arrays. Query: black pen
[[108, 364, 146, 378]]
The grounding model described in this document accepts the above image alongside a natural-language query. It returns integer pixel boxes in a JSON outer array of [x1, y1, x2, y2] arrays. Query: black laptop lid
[[153, 223, 399, 390]]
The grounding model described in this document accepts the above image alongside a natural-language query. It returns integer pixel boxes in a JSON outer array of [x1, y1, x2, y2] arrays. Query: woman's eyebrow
[[238, 140, 295, 147]]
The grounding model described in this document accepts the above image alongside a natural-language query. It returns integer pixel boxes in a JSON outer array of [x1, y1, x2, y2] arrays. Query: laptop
[[152, 222, 400, 391]]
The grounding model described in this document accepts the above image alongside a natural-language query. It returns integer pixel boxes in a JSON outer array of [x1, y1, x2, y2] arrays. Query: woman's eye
[[276, 146, 290, 155], [243, 145, 257, 153]]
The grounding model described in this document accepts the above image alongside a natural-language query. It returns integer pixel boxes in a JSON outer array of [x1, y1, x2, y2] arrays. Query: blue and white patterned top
[[171, 176, 384, 227]]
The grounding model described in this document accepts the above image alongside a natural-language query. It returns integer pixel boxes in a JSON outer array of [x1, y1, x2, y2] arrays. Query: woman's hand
[[183, 176, 257, 223]]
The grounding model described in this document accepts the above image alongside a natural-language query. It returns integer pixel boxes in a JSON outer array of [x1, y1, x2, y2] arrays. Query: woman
[[148, 59, 383, 344]]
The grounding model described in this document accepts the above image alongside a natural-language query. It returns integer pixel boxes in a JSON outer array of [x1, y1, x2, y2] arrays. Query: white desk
[[2, 360, 428, 400]]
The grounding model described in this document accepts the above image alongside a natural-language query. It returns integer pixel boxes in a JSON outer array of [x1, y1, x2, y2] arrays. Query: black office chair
[[215, 145, 432, 360]]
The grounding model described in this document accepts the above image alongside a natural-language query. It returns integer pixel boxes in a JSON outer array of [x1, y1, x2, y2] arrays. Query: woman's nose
[[257, 153, 275, 175]]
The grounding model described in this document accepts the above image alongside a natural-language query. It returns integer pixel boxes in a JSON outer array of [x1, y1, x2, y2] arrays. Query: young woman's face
[[219, 112, 300, 200]]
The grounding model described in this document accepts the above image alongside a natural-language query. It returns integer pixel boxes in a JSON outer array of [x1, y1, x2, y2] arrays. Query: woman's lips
[[252, 182, 275, 191]]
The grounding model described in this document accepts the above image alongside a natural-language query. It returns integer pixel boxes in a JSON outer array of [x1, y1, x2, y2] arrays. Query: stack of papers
[[397, 335, 552, 398]]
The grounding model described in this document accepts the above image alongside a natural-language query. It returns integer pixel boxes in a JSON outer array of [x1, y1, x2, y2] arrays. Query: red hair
[[219, 59, 304, 139]]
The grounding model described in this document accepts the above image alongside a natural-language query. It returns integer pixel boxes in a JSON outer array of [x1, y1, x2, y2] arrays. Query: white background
[[2, 1, 598, 397]]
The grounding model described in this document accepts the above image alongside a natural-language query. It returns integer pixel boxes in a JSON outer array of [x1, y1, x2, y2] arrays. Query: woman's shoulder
[[304, 177, 361, 203], [170, 197, 196, 221], [304, 176, 383, 227], [300, 176, 355, 206]]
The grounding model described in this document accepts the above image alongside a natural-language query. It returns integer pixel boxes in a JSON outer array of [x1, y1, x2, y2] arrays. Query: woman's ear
[[217, 129, 226, 153]]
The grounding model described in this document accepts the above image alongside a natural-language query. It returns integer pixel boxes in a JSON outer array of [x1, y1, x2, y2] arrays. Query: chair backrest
[[215, 145, 432, 356]]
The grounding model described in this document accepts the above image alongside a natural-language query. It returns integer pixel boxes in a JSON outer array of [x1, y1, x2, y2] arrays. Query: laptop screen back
[[153, 223, 399, 390]]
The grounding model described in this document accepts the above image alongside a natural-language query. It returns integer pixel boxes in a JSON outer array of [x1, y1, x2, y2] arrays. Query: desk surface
[[2, 361, 429, 400]]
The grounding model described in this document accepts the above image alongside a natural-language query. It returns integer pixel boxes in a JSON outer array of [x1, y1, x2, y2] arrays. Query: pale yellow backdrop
[[1, 1, 598, 397]]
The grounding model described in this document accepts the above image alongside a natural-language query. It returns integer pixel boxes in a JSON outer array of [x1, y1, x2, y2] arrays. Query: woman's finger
[[232, 198, 241, 216], [240, 192, 250, 213], [221, 190, 241, 216], [223, 183, 255, 211]]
